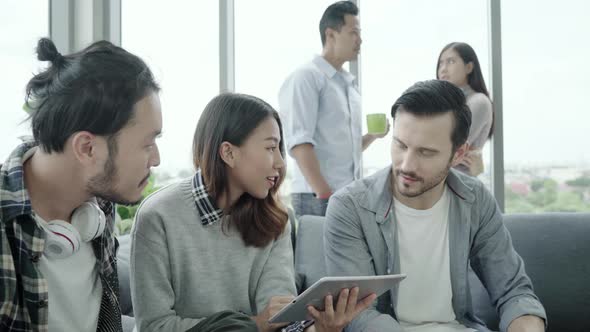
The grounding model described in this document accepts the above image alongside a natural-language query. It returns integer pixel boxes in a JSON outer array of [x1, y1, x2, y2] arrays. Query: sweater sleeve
[[466, 93, 493, 148], [254, 222, 297, 314], [130, 198, 204, 332]]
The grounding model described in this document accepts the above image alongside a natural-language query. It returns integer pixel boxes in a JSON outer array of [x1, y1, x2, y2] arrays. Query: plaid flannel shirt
[[0, 140, 122, 332]]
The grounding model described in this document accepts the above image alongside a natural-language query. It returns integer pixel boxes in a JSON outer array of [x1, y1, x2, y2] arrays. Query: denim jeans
[[291, 193, 329, 218]]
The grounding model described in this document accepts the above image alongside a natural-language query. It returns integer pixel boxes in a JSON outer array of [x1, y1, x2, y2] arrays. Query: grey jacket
[[324, 167, 546, 332]]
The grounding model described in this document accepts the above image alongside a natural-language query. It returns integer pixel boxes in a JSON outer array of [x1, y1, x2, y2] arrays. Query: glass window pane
[[235, 0, 340, 109], [0, 1, 49, 159], [361, 0, 490, 187], [122, 1, 219, 178], [234, 0, 346, 198], [502, 0, 590, 213]]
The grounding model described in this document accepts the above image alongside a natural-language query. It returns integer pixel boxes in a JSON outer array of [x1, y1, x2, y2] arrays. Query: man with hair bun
[[0, 38, 162, 331]]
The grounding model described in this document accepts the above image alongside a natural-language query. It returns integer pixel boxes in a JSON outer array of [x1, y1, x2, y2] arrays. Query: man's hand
[[290, 144, 332, 195], [507, 315, 545, 332], [371, 119, 391, 139], [307, 287, 377, 332], [315, 191, 333, 200], [252, 295, 294, 332], [362, 119, 391, 150]]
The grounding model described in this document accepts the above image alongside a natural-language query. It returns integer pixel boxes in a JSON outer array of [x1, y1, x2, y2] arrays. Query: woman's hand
[[460, 153, 473, 168], [252, 295, 294, 332], [307, 287, 377, 332], [459, 149, 484, 176]]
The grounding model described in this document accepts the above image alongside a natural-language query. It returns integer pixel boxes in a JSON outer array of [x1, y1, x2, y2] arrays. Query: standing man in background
[[279, 1, 389, 217]]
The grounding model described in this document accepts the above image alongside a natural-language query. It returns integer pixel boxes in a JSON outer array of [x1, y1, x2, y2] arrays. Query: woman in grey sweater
[[130, 93, 374, 332], [437, 42, 494, 176]]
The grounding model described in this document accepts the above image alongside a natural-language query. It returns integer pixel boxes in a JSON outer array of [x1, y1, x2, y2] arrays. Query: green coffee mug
[[366, 113, 387, 134]]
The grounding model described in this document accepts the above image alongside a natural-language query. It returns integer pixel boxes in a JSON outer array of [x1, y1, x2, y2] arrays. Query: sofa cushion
[[294, 213, 590, 331], [294, 215, 327, 293], [470, 213, 590, 332]]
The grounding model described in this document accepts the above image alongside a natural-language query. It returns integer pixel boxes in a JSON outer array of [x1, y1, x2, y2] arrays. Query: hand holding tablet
[[270, 274, 406, 324], [306, 286, 376, 332]]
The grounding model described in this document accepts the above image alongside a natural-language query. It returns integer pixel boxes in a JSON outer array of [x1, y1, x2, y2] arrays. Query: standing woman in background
[[437, 42, 493, 176]]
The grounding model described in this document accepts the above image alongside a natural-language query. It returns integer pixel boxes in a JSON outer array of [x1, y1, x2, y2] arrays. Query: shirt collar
[[0, 138, 37, 222], [0, 138, 117, 276], [312, 55, 357, 85], [191, 169, 223, 226], [0, 139, 115, 222], [358, 166, 476, 223], [313, 55, 338, 78]]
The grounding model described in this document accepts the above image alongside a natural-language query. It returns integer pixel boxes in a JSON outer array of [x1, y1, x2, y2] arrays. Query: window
[[122, 1, 219, 179], [234, 0, 340, 109], [361, 1, 490, 185], [234, 0, 346, 197], [502, 0, 590, 212], [0, 1, 49, 159]]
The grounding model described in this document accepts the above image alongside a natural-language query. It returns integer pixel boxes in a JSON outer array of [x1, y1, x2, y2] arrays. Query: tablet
[[269, 274, 406, 323]]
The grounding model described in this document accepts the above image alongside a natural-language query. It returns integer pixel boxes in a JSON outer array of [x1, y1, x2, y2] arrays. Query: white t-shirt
[[36, 217, 102, 332], [24, 146, 102, 332], [395, 187, 475, 332]]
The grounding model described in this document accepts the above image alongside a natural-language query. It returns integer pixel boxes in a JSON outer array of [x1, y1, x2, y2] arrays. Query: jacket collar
[[357, 167, 393, 224], [0, 139, 115, 227], [358, 166, 475, 224], [0, 139, 37, 222]]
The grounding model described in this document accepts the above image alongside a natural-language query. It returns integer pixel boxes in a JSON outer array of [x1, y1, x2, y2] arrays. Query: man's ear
[[70, 131, 99, 165], [451, 143, 469, 167], [325, 27, 337, 44], [219, 141, 236, 168]]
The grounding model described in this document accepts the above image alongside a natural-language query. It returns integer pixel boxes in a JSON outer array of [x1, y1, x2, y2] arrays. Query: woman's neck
[[216, 185, 242, 211], [459, 84, 475, 96]]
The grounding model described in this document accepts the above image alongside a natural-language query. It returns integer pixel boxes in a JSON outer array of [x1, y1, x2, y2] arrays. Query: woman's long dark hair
[[437, 42, 494, 138], [192, 93, 288, 248]]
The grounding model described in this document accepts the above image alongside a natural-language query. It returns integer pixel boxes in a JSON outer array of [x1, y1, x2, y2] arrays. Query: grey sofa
[[118, 213, 590, 332], [293, 213, 590, 332]]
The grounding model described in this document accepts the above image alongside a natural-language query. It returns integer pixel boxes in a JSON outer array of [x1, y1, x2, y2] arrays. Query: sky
[[1, 0, 589, 177]]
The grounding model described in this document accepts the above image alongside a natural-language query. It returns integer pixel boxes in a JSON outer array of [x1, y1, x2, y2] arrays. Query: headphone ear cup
[[44, 220, 81, 259], [71, 201, 106, 242]]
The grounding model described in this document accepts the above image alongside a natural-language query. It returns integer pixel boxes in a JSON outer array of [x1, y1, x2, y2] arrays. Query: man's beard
[[87, 151, 142, 206], [393, 161, 452, 198]]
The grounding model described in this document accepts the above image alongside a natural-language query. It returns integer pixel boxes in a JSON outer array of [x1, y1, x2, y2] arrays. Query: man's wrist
[[314, 191, 332, 200], [507, 315, 545, 332], [364, 133, 377, 140]]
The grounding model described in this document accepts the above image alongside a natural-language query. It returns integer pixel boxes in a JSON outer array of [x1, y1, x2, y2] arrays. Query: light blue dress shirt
[[279, 56, 363, 193]]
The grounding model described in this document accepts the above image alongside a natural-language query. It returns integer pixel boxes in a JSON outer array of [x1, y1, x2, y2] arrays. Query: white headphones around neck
[[42, 200, 106, 260]]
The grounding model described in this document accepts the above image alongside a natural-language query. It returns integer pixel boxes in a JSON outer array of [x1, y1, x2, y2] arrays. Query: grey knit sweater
[[130, 177, 296, 332]]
